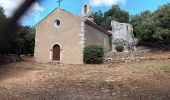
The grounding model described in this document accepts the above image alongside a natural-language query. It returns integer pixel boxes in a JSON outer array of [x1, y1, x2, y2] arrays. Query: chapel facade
[[34, 5, 112, 64]]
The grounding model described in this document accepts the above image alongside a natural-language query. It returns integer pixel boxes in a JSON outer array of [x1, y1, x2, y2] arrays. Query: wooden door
[[53, 44, 60, 61]]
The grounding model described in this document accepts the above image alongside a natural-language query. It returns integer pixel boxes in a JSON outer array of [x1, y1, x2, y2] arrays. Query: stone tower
[[81, 4, 93, 21]]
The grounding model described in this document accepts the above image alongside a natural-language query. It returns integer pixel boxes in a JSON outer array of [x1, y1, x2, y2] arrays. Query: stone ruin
[[111, 20, 138, 52]]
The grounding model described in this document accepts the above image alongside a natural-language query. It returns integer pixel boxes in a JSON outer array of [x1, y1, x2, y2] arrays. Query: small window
[[55, 19, 60, 27]]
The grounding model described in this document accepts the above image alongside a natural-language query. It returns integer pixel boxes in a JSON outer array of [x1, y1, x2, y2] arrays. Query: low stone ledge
[[105, 49, 149, 59], [104, 49, 170, 63], [123, 56, 170, 63]]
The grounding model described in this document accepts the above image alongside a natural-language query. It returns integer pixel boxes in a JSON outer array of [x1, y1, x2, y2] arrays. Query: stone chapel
[[34, 5, 112, 64]]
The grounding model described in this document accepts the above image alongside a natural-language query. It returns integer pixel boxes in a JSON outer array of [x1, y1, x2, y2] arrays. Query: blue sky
[[1, 0, 169, 26]]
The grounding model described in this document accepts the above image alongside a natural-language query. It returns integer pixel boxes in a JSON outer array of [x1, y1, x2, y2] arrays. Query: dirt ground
[[0, 53, 170, 100]]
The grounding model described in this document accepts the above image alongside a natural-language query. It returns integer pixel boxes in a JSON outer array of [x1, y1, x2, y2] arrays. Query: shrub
[[115, 45, 124, 52], [83, 44, 104, 64]]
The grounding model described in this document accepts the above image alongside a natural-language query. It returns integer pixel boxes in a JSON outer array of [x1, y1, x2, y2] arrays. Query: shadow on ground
[[0, 56, 170, 100]]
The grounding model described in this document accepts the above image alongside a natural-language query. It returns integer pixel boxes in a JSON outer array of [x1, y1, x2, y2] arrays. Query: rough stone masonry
[[111, 20, 138, 52]]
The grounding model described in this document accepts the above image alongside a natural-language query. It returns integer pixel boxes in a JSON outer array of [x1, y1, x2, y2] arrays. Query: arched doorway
[[52, 44, 60, 61]]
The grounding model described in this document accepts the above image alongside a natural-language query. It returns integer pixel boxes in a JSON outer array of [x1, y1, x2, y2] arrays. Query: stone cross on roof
[[57, 0, 63, 7]]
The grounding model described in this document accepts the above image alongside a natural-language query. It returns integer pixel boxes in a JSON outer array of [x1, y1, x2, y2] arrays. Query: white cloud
[[20, 1, 44, 23], [0, 0, 44, 24], [0, 0, 23, 17], [89, 0, 127, 7]]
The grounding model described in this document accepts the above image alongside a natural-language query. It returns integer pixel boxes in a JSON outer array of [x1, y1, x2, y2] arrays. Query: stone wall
[[112, 50, 150, 60], [111, 20, 138, 52], [84, 23, 112, 53], [104, 49, 150, 63]]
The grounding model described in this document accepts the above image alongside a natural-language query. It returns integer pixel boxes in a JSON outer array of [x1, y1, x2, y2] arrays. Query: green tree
[[0, 6, 5, 25], [104, 5, 129, 23], [0, 5, 35, 58], [131, 3, 170, 45], [22, 26, 35, 55], [93, 10, 104, 27], [131, 11, 156, 43], [0, 6, 7, 55], [154, 3, 170, 43], [4, 24, 35, 59], [93, 5, 130, 30]]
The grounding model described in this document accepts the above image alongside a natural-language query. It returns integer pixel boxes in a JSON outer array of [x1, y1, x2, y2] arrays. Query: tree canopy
[[131, 3, 170, 44], [93, 3, 170, 46], [0, 6, 35, 57], [0, 6, 5, 26], [93, 5, 129, 30]]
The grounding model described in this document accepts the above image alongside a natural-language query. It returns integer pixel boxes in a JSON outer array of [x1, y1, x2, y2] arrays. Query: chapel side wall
[[84, 24, 112, 53], [34, 8, 83, 64]]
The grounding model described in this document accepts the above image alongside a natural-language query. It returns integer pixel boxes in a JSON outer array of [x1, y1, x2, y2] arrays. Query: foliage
[[115, 45, 124, 52], [93, 5, 129, 30], [0, 6, 5, 26], [0, 6, 35, 57], [93, 3, 170, 45], [93, 10, 104, 27], [0, 6, 7, 55], [17, 26, 35, 55], [1, 24, 35, 58], [131, 3, 170, 44], [83, 44, 104, 64]]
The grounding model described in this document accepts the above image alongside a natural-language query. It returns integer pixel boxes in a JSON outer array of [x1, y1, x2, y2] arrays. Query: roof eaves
[[84, 19, 112, 36]]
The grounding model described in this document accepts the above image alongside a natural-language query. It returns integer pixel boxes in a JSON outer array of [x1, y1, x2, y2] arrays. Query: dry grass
[[0, 56, 170, 100]]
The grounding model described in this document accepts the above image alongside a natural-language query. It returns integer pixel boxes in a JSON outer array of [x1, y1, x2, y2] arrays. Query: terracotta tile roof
[[84, 19, 112, 36]]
